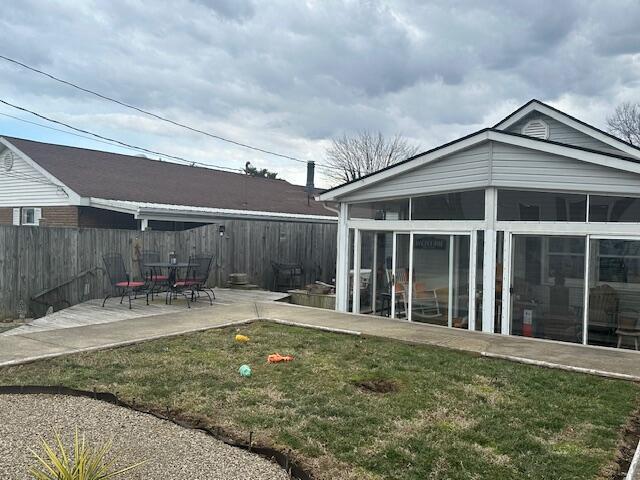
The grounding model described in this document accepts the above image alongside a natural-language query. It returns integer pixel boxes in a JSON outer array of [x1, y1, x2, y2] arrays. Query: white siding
[[338, 140, 640, 202], [505, 112, 630, 157], [341, 143, 491, 202], [0, 147, 71, 206], [491, 142, 640, 195]]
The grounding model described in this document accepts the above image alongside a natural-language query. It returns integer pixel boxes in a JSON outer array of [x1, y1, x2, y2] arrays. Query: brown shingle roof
[[4, 136, 333, 217]]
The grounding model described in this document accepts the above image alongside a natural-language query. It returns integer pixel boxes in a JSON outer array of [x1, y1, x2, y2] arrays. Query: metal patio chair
[[169, 255, 215, 308], [102, 253, 148, 309]]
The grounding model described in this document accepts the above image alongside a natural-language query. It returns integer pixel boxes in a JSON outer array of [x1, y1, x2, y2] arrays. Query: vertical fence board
[[0, 220, 337, 320]]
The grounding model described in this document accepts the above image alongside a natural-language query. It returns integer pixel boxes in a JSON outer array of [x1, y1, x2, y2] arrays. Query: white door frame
[[394, 230, 475, 326], [503, 231, 588, 342]]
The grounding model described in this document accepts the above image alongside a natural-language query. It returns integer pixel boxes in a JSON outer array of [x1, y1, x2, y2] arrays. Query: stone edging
[[0, 385, 312, 480]]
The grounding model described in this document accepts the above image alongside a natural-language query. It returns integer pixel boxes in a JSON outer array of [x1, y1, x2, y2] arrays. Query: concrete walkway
[[3, 289, 287, 336], [1, 300, 639, 382]]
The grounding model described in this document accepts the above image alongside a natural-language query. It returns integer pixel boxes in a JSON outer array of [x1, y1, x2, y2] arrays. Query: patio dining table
[[144, 262, 191, 285]]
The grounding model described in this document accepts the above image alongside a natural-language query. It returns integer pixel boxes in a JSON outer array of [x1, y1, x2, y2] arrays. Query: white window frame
[[338, 187, 640, 347], [21, 207, 40, 226]]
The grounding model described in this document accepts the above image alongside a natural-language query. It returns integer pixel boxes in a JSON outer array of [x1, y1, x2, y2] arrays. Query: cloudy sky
[[1, 0, 639, 187]]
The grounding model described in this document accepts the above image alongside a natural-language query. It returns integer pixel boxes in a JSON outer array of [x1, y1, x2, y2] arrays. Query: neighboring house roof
[[318, 99, 640, 202], [1, 136, 333, 219]]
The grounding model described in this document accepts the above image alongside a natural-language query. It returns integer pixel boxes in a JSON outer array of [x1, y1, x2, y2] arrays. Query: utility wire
[[0, 111, 166, 157], [0, 54, 320, 166], [0, 99, 244, 172]]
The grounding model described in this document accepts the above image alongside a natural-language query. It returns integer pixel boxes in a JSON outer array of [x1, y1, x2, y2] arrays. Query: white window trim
[[20, 207, 41, 226]]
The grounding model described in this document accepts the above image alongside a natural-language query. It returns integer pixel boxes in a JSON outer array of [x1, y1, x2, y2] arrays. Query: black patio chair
[[102, 253, 148, 309], [139, 250, 169, 300], [169, 255, 215, 308]]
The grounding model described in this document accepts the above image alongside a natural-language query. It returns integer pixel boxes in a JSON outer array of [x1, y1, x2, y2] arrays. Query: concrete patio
[[1, 291, 639, 382]]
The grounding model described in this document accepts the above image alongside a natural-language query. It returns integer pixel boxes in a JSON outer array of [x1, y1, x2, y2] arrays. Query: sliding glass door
[[354, 230, 474, 328], [410, 234, 470, 327], [508, 235, 585, 343], [587, 238, 640, 350], [392, 233, 410, 319]]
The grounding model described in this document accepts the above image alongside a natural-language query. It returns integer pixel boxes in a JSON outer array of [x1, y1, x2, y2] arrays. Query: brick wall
[[0, 207, 12, 225], [0, 206, 137, 229], [40, 206, 79, 227]]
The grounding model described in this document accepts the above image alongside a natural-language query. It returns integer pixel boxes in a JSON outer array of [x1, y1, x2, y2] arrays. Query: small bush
[[30, 429, 145, 480]]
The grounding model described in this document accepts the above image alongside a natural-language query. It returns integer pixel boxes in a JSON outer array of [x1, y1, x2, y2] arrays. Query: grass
[[0, 322, 638, 479]]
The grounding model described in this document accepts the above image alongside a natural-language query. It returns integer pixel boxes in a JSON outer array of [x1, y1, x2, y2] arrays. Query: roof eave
[[318, 130, 640, 203], [89, 198, 337, 223], [493, 100, 640, 160], [0, 136, 83, 204], [317, 130, 492, 202]]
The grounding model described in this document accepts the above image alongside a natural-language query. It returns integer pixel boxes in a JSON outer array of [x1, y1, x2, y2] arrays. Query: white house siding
[[491, 142, 640, 195], [505, 112, 629, 157], [0, 149, 70, 206], [340, 143, 491, 202]]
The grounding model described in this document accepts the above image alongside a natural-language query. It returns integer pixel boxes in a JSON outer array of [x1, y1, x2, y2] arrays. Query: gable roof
[[318, 127, 640, 202], [318, 99, 640, 202], [1, 136, 333, 218], [493, 99, 640, 159]]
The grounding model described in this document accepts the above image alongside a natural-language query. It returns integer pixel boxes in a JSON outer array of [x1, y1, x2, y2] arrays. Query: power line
[[0, 54, 319, 166], [0, 98, 244, 173], [0, 111, 163, 157]]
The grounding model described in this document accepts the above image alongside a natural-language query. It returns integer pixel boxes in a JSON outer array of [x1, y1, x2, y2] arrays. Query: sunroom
[[318, 100, 640, 351]]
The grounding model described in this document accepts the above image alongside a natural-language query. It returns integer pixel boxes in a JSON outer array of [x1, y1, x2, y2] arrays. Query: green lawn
[[0, 322, 637, 480]]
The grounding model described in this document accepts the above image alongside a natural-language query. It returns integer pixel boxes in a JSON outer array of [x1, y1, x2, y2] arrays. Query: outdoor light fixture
[[219, 225, 226, 237]]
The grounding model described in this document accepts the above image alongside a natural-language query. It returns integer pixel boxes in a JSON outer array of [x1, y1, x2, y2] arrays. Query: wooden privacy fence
[[0, 220, 337, 320]]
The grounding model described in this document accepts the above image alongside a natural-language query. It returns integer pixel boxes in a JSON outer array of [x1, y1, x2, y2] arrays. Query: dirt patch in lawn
[[607, 408, 640, 480], [353, 378, 400, 394]]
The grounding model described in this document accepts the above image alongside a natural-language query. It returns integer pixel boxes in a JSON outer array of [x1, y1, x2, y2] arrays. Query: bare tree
[[324, 131, 420, 184], [607, 102, 640, 146]]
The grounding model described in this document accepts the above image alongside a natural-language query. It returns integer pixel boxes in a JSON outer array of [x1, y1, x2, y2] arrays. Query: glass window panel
[[497, 190, 586, 222], [410, 234, 470, 328], [588, 239, 640, 350], [589, 195, 640, 222], [495, 231, 504, 333], [510, 235, 585, 344], [475, 231, 484, 331], [394, 234, 411, 319], [348, 199, 409, 220], [22, 208, 35, 225], [411, 190, 485, 220]]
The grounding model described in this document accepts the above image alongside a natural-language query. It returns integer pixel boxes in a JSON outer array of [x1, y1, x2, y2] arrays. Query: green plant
[[30, 429, 145, 480]]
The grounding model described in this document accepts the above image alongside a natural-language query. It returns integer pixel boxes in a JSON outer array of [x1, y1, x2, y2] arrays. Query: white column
[[468, 230, 477, 331], [482, 188, 497, 332], [408, 233, 414, 322], [335, 203, 350, 312], [582, 235, 591, 345], [371, 233, 378, 314], [501, 232, 512, 335], [140, 218, 149, 231], [352, 229, 361, 313]]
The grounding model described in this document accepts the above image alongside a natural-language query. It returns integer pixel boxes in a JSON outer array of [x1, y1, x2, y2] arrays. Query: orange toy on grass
[[267, 353, 295, 363]]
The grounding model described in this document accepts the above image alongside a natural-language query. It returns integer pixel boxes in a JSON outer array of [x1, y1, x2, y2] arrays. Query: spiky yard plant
[[29, 429, 146, 480]]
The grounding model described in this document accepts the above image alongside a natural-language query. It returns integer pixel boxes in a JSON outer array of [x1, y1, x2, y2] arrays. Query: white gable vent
[[521, 119, 549, 140], [0, 148, 16, 172]]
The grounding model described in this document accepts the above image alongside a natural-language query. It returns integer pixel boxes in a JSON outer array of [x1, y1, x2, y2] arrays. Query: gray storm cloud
[[0, 0, 639, 186]]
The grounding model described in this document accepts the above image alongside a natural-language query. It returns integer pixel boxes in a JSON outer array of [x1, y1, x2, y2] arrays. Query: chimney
[[305, 161, 315, 205]]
